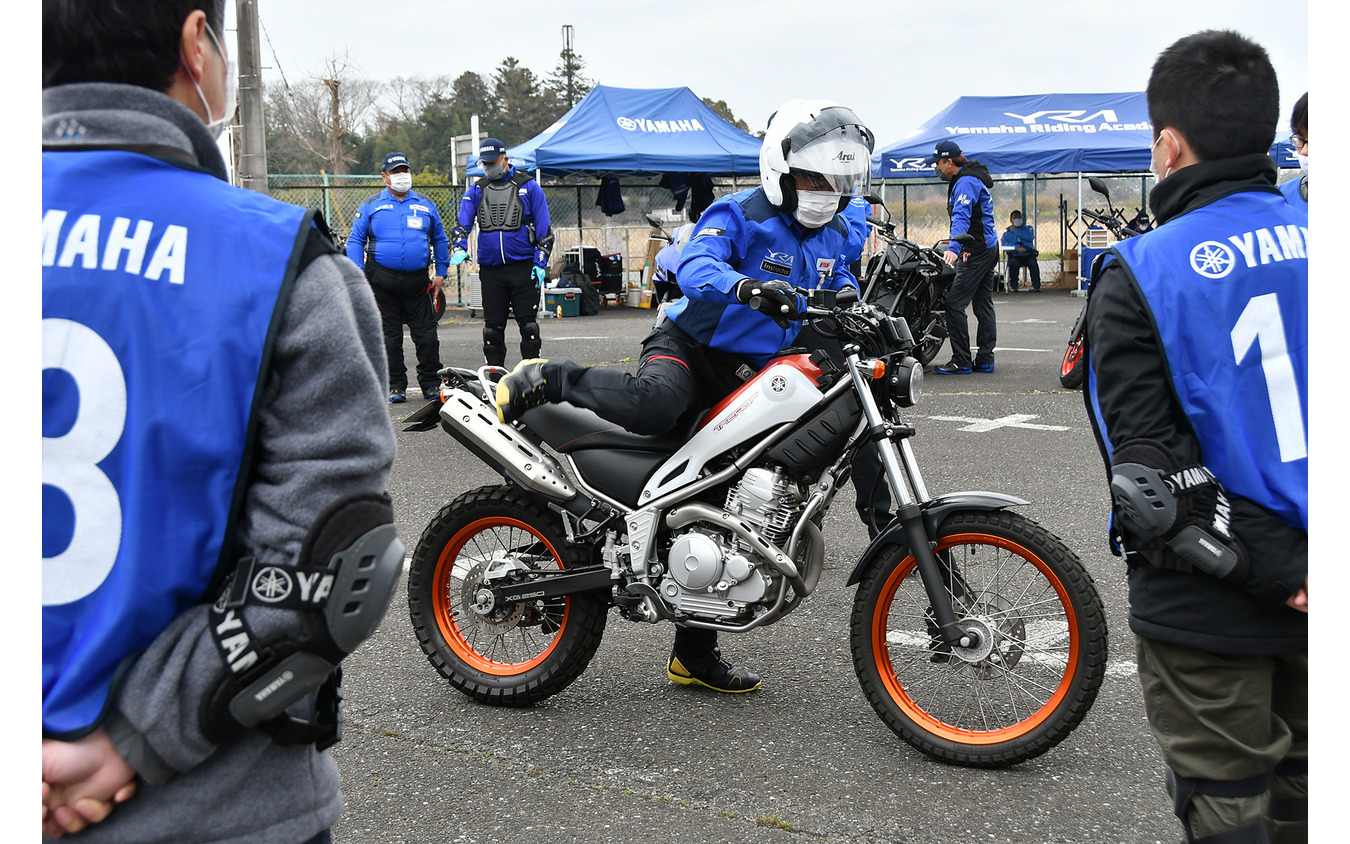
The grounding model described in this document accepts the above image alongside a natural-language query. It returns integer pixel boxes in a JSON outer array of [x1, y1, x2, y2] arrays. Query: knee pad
[[202, 493, 404, 746], [1166, 767, 1273, 843], [520, 321, 541, 358], [483, 324, 506, 366]]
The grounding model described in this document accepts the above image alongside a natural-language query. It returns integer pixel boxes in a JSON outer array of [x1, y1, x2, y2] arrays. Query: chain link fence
[[266, 171, 1155, 302]]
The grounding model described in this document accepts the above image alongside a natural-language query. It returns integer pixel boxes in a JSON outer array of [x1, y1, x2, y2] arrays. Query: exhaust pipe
[[438, 389, 578, 502]]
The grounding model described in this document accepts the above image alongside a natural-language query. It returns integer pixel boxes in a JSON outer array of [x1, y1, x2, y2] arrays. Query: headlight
[[890, 356, 923, 407]]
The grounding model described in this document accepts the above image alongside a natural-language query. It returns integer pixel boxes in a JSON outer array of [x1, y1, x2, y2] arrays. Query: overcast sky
[[239, 0, 1309, 147]]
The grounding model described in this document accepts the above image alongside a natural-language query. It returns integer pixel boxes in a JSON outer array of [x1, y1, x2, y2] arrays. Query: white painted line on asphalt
[[920, 413, 1072, 433], [992, 346, 1053, 352], [1010, 319, 1060, 324]]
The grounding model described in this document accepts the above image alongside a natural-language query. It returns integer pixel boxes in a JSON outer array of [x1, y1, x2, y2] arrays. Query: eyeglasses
[[1288, 134, 1307, 151]]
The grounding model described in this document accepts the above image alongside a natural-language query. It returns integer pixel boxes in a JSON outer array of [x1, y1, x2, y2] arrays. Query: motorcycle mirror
[[863, 193, 891, 224], [1087, 176, 1111, 200], [644, 212, 663, 228]]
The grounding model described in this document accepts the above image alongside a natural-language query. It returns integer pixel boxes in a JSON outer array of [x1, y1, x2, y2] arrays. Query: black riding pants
[[944, 247, 998, 368], [544, 321, 750, 436], [481, 260, 540, 367], [1006, 252, 1041, 290], [368, 262, 441, 394]]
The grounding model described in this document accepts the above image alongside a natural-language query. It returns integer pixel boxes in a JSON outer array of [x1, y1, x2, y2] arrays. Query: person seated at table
[[1000, 210, 1040, 292]]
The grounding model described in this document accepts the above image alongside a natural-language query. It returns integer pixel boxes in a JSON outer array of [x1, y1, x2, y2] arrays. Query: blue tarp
[[872, 92, 1298, 178], [465, 85, 763, 178]]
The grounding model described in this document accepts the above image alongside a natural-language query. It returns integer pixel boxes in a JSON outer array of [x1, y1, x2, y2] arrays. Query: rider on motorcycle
[[494, 98, 874, 693]]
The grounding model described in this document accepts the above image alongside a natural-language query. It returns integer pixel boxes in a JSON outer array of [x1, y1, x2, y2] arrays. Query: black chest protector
[[476, 172, 532, 233]]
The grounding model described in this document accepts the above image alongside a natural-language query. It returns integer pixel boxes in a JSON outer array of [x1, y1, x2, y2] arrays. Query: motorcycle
[[401, 289, 1107, 767], [858, 195, 957, 367], [1059, 177, 1143, 389]]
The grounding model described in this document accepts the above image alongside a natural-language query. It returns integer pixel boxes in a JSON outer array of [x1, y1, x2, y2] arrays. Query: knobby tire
[[850, 509, 1107, 767], [407, 485, 607, 706]]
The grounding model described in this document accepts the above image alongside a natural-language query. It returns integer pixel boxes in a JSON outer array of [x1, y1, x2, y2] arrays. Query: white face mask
[[1298, 151, 1308, 176], [794, 191, 842, 228], [182, 22, 236, 140], [388, 172, 413, 193]]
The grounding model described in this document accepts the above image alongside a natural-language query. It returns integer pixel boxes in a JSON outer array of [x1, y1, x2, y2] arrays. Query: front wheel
[[407, 485, 608, 706], [1059, 329, 1086, 389], [908, 285, 948, 366], [912, 313, 947, 366], [850, 510, 1107, 767]]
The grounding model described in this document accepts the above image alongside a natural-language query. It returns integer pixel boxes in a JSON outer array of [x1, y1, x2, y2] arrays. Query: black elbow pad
[[1109, 439, 1249, 583], [201, 493, 404, 745]]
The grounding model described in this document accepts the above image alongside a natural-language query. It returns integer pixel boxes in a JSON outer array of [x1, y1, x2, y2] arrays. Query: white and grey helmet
[[759, 99, 875, 217]]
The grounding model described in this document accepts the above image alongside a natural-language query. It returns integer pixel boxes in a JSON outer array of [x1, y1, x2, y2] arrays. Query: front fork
[[846, 353, 982, 650]]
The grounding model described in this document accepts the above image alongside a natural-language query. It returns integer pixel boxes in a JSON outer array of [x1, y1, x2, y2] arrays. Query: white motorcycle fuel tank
[[639, 354, 829, 501]]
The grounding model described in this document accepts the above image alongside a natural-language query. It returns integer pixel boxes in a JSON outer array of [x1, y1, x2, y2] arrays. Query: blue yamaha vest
[[42, 150, 309, 737], [1086, 189, 1308, 531]]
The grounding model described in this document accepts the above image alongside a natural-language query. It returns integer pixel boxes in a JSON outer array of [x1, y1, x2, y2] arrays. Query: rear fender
[[844, 492, 1028, 586]]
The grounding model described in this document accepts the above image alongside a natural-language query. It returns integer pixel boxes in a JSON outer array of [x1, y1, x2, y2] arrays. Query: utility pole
[[235, 0, 268, 193], [561, 25, 576, 109]]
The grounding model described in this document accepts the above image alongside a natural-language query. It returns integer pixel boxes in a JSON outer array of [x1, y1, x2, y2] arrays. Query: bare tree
[[375, 75, 452, 133], [264, 51, 379, 174]]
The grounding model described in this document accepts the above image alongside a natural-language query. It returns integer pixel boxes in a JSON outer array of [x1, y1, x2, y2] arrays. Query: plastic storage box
[[544, 289, 580, 317]]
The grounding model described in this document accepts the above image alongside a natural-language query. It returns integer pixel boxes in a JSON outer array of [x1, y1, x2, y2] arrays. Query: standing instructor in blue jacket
[[346, 152, 450, 402], [452, 139, 555, 369], [928, 139, 999, 375]]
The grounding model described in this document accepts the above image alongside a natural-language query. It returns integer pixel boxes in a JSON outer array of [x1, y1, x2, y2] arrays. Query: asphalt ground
[[331, 287, 1180, 844]]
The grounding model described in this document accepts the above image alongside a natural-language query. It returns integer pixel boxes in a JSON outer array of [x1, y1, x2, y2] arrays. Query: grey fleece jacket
[[43, 83, 397, 843]]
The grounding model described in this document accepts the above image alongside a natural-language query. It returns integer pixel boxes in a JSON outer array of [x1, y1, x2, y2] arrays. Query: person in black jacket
[[1082, 30, 1307, 844]]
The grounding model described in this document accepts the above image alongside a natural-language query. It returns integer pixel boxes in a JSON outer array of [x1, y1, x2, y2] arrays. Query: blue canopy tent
[[465, 85, 763, 178], [872, 92, 1297, 178], [870, 92, 1298, 292]]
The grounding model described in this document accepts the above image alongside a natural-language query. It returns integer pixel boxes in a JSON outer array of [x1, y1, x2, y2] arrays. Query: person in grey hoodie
[[41, 1, 400, 841]]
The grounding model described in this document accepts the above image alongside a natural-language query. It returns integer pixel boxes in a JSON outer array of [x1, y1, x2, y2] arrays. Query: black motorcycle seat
[[519, 402, 699, 454]]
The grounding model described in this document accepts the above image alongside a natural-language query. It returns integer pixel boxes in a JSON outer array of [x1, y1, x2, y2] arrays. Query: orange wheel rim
[[432, 516, 570, 676], [870, 532, 1079, 744], [1061, 338, 1083, 377]]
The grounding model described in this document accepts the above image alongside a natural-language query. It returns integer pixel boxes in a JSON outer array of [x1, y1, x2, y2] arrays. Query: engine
[[656, 467, 805, 620]]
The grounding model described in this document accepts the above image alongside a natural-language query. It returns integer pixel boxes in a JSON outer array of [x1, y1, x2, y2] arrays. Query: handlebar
[[1080, 208, 1141, 239]]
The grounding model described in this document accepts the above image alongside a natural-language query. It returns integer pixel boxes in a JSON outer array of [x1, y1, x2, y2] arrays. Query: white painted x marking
[[920, 413, 1071, 433]]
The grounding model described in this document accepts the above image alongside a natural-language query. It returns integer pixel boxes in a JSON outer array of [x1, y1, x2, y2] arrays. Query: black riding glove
[[735, 279, 804, 328]]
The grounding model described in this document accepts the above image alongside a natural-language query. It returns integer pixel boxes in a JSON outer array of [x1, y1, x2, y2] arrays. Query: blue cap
[[478, 138, 507, 162], [381, 152, 410, 172], [923, 139, 963, 165]]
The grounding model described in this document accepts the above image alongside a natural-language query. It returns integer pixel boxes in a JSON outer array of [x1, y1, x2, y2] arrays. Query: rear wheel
[[407, 485, 607, 706], [850, 509, 1107, 767], [1059, 330, 1086, 389]]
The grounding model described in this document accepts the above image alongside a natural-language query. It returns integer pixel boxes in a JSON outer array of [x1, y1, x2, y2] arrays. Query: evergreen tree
[[702, 97, 750, 133], [548, 31, 593, 109], [491, 57, 563, 146]]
